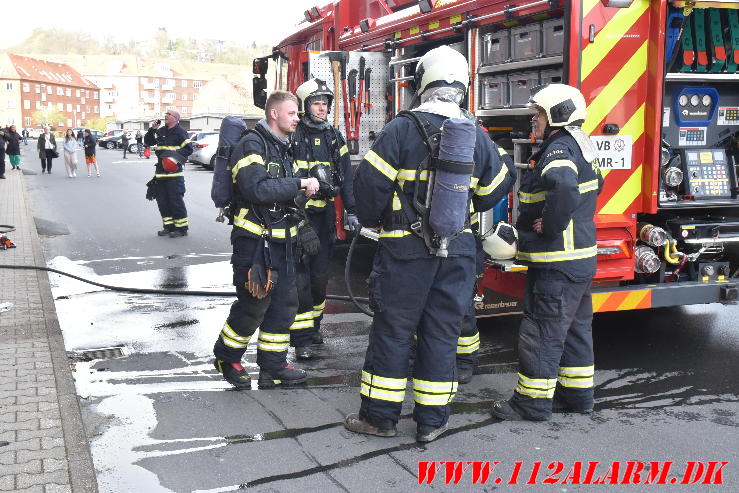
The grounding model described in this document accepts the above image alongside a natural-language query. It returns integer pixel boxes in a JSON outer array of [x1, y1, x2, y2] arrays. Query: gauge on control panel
[[702, 94, 712, 106], [690, 94, 700, 106], [679, 94, 689, 106]]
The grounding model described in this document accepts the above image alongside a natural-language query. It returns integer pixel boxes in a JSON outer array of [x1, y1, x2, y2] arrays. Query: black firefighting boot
[[344, 413, 397, 438], [157, 229, 171, 237], [214, 360, 251, 390], [552, 389, 593, 414], [416, 423, 449, 443], [457, 366, 474, 385], [295, 346, 314, 360], [257, 365, 308, 388], [491, 399, 549, 422], [311, 330, 324, 345]]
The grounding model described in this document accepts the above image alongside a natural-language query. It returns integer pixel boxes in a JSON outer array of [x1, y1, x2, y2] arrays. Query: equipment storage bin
[[540, 68, 563, 85], [510, 24, 542, 61], [480, 75, 508, 109], [542, 18, 565, 56], [482, 31, 510, 65], [508, 71, 539, 106]]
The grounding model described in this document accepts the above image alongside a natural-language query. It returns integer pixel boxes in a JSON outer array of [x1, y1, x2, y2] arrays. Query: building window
[[35, 101, 42, 109], [94, 105, 99, 113], [94, 91, 99, 99], [47, 86, 53, 94], [23, 83, 30, 92], [57, 87, 64, 96], [76, 89, 80, 97], [66, 88, 71, 96], [81, 97, 85, 104], [193, 81, 202, 88], [181, 94, 187, 101], [181, 80, 187, 88], [166, 105, 176, 110], [66, 103, 72, 111], [24, 117, 31, 126], [86, 90, 90, 98], [67, 119, 73, 127], [5, 82, 13, 90], [41, 93, 46, 102], [81, 112, 86, 119], [76, 105, 80, 112], [23, 100, 30, 109], [57, 103, 64, 111], [36, 84, 40, 93], [86, 105, 90, 112]]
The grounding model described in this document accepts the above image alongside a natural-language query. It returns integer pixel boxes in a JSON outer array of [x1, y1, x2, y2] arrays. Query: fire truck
[[253, 0, 739, 316]]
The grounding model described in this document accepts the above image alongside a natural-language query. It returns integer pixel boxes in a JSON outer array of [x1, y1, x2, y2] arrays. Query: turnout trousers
[[213, 237, 299, 371], [155, 176, 188, 232], [511, 268, 594, 420], [290, 206, 336, 348], [456, 241, 485, 371], [359, 245, 475, 428]]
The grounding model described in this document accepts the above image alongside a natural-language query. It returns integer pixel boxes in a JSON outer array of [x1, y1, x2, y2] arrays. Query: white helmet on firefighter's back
[[295, 78, 333, 115], [414, 45, 469, 96], [527, 83, 587, 127], [482, 222, 518, 260]]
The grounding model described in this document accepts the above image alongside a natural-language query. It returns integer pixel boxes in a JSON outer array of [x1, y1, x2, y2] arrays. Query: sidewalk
[[0, 166, 98, 492]]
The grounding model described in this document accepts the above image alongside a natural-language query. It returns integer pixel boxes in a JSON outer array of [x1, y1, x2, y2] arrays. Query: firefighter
[[212, 91, 320, 389], [144, 111, 192, 237], [289, 78, 359, 359], [491, 83, 603, 422], [344, 45, 516, 442]]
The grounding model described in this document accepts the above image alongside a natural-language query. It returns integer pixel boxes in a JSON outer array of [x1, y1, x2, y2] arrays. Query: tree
[[31, 108, 65, 128]]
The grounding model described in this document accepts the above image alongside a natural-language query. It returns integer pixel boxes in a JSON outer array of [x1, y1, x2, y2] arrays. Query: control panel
[[681, 148, 732, 198]]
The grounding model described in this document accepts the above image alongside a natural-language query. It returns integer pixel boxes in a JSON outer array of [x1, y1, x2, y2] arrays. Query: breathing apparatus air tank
[[429, 118, 477, 257]]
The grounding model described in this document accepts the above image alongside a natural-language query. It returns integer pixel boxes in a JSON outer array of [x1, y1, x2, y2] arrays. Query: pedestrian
[[37, 126, 57, 174], [0, 127, 6, 179], [2, 125, 23, 173], [344, 45, 516, 443], [83, 129, 100, 177], [76, 128, 84, 146], [62, 129, 79, 178], [144, 110, 192, 237], [135, 130, 143, 157], [491, 83, 603, 423], [22, 128, 29, 145], [211, 91, 320, 390], [288, 78, 359, 360], [121, 131, 130, 159]]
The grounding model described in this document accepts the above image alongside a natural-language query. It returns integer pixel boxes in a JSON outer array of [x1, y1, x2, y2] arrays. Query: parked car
[[98, 132, 133, 150], [189, 133, 219, 169], [26, 128, 44, 139], [89, 130, 105, 139], [102, 129, 125, 138], [190, 131, 217, 143]]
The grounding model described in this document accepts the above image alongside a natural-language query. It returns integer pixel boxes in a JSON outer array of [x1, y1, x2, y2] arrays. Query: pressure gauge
[[679, 94, 689, 106], [702, 94, 712, 106], [690, 94, 700, 106]]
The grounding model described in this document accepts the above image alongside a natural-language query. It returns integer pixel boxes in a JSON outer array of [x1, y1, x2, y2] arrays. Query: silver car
[[189, 133, 219, 169]]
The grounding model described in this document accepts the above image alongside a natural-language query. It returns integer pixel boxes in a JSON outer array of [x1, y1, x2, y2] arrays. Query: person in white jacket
[[62, 128, 79, 178]]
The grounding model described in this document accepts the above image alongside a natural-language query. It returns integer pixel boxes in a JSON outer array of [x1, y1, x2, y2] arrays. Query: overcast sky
[[2, 0, 321, 48]]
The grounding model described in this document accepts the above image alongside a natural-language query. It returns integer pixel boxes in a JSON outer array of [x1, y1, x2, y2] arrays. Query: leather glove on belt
[[247, 237, 278, 299], [298, 219, 320, 256]]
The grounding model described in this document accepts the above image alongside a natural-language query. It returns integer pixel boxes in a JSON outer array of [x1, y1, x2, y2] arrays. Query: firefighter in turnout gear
[[492, 83, 603, 422], [344, 45, 516, 442], [289, 78, 358, 359], [212, 91, 320, 389], [144, 111, 193, 237]]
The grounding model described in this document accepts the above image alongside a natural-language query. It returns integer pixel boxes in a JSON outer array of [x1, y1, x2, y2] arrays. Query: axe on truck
[[347, 68, 358, 153], [327, 51, 347, 129]]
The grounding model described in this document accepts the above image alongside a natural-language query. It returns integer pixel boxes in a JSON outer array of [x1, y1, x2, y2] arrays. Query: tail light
[[597, 239, 631, 259], [194, 143, 208, 149]]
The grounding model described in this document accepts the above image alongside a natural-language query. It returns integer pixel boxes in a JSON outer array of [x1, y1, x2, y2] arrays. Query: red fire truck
[[253, 0, 739, 316]]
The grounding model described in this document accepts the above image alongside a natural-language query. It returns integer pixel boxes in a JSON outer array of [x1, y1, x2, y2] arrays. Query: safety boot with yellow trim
[[343, 413, 397, 437], [214, 360, 252, 390], [257, 365, 308, 388]]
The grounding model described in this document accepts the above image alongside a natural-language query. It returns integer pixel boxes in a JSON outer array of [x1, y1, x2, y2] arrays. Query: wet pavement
[[24, 148, 739, 492]]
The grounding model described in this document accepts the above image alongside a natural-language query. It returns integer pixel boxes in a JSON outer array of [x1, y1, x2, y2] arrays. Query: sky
[[2, 0, 322, 48]]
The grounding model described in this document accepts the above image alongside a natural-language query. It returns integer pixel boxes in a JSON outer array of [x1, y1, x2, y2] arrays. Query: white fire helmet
[[295, 78, 333, 115], [414, 45, 469, 96], [527, 83, 587, 127], [482, 221, 518, 260]]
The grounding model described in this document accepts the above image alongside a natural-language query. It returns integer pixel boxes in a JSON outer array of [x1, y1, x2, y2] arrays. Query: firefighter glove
[[247, 263, 278, 299], [346, 214, 360, 232], [145, 177, 158, 201], [298, 220, 320, 256]]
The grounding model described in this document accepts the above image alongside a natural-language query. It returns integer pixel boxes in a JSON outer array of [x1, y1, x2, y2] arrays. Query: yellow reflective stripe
[[396, 169, 429, 182], [365, 150, 398, 181], [162, 217, 174, 225], [232, 216, 297, 238], [559, 365, 595, 377], [476, 165, 507, 196], [360, 383, 405, 402], [470, 176, 479, 188], [258, 331, 290, 342], [579, 179, 599, 194], [222, 323, 249, 343], [295, 159, 310, 170], [312, 301, 326, 318], [516, 373, 556, 389], [362, 370, 407, 389], [563, 220, 574, 251], [294, 311, 313, 321], [307, 199, 328, 208], [557, 376, 594, 388], [158, 139, 190, 150], [519, 191, 546, 203], [498, 147, 508, 156], [392, 192, 401, 211], [541, 159, 577, 177], [314, 300, 326, 310], [457, 333, 480, 354], [257, 342, 289, 352], [413, 391, 456, 405], [339, 145, 348, 157], [221, 335, 247, 349], [308, 160, 331, 168], [174, 219, 189, 226], [515, 385, 555, 399], [155, 172, 184, 178], [232, 154, 265, 178], [289, 320, 313, 330], [413, 379, 458, 393], [517, 246, 597, 262], [379, 229, 412, 238]]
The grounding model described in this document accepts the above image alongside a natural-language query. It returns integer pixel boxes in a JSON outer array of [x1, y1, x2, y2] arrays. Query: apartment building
[[0, 53, 99, 128]]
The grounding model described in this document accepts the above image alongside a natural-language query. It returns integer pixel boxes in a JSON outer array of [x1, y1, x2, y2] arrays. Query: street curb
[[20, 172, 99, 493]]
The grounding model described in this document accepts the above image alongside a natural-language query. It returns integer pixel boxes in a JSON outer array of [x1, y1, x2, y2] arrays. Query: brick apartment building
[[0, 53, 100, 129]]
